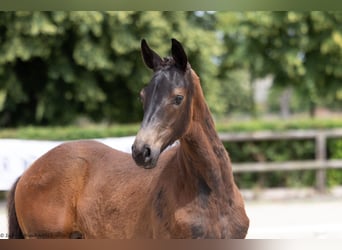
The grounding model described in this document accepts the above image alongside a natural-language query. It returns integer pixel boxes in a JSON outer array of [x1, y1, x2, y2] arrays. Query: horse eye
[[174, 95, 184, 105]]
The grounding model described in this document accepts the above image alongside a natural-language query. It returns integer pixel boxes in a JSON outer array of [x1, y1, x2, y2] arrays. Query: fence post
[[315, 132, 327, 193]]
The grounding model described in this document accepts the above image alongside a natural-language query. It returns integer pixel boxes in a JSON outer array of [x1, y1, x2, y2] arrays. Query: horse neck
[[177, 70, 235, 194]]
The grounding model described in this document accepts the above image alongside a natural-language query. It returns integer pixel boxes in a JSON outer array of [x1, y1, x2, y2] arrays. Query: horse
[[7, 38, 249, 239]]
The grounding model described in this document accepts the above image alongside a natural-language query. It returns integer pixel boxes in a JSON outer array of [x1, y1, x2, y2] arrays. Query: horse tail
[[7, 177, 24, 239]]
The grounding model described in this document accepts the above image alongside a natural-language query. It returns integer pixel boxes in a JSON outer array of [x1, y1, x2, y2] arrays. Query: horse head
[[132, 39, 194, 169]]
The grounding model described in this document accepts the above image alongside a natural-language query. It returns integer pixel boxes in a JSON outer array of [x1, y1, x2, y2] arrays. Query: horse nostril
[[143, 145, 151, 158], [131, 145, 137, 157], [131, 143, 155, 167]]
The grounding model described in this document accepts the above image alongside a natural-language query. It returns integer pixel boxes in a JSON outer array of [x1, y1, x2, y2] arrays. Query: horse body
[[8, 39, 249, 239], [14, 141, 161, 238]]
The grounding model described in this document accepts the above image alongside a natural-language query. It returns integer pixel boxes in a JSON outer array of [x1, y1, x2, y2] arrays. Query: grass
[[0, 123, 140, 140], [216, 117, 342, 132], [0, 117, 341, 140]]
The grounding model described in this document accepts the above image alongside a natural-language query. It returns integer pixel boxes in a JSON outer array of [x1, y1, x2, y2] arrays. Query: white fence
[[0, 137, 135, 190], [220, 128, 342, 192], [1, 129, 342, 191]]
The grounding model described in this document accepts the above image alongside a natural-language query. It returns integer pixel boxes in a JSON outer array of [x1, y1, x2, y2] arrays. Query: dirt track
[[246, 197, 342, 238], [1, 195, 342, 239]]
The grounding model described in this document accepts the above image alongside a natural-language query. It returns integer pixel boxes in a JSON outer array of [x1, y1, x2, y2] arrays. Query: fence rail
[[219, 128, 342, 192], [1, 129, 341, 191]]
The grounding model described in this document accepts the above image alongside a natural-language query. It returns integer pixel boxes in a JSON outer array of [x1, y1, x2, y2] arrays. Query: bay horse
[[7, 39, 249, 239]]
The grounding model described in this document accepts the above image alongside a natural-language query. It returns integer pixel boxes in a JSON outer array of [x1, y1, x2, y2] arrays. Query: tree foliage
[[0, 11, 341, 127], [0, 11, 221, 126], [218, 11, 342, 116]]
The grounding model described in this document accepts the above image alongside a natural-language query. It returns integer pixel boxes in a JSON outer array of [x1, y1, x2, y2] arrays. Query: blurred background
[[0, 11, 342, 238]]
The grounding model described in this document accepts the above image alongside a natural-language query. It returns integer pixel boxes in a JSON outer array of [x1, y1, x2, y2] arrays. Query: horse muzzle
[[131, 142, 160, 169]]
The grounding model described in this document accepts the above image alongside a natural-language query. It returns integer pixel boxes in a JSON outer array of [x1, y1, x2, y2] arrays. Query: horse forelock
[[161, 56, 174, 67], [157, 56, 191, 72]]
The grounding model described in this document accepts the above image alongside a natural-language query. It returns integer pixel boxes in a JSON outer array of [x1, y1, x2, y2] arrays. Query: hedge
[[1, 118, 341, 189]]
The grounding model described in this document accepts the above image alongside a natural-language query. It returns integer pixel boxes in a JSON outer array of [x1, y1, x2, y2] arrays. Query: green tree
[[2, 11, 340, 127], [0, 11, 222, 126], [217, 11, 342, 117]]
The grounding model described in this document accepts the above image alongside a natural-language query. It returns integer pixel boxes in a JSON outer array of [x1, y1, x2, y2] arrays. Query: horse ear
[[171, 38, 188, 72], [141, 39, 162, 71]]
